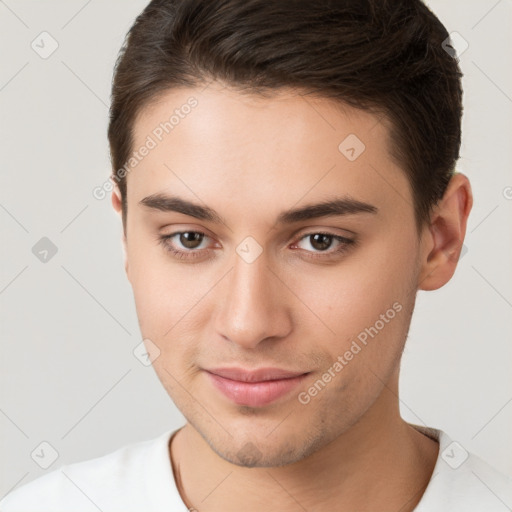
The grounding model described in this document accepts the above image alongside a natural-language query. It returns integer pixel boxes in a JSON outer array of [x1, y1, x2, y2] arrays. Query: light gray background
[[1, 0, 511, 499]]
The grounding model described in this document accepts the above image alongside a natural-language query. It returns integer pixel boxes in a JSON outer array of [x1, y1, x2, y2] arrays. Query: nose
[[214, 248, 293, 349]]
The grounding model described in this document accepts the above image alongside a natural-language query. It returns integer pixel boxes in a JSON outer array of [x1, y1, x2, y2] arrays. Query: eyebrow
[[139, 193, 378, 225]]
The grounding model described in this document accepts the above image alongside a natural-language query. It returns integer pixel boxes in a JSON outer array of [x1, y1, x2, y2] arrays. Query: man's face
[[122, 82, 425, 467]]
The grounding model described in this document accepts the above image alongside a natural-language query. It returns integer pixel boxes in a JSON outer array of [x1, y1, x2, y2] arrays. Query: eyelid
[[158, 227, 356, 262], [159, 225, 354, 246], [293, 225, 356, 240], [294, 230, 353, 244], [290, 231, 355, 256], [159, 223, 217, 238]]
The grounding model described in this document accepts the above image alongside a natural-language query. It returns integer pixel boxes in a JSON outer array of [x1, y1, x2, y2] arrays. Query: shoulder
[[413, 425, 512, 511], [0, 430, 176, 512], [422, 451, 512, 511]]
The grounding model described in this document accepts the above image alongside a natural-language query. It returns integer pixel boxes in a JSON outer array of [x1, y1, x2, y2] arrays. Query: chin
[[201, 425, 329, 468]]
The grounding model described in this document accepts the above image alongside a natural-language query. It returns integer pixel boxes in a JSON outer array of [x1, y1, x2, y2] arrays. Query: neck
[[169, 372, 439, 512]]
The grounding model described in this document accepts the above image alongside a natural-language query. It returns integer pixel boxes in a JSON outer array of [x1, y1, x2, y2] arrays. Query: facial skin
[[111, 81, 472, 511]]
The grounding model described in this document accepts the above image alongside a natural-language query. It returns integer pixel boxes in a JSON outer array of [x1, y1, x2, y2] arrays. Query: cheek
[[285, 231, 417, 389], [290, 233, 415, 335], [126, 232, 214, 377], [126, 230, 194, 330], [127, 217, 417, 359]]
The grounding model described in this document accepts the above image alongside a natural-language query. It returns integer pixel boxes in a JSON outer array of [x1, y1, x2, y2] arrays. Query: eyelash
[[158, 230, 356, 262]]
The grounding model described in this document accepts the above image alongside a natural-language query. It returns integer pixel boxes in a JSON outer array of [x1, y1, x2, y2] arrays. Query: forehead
[[127, 82, 412, 228]]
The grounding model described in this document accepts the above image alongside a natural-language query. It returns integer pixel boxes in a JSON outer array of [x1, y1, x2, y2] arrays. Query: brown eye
[[179, 232, 205, 249], [292, 231, 356, 260], [158, 231, 215, 262], [308, 233, 334, 251]]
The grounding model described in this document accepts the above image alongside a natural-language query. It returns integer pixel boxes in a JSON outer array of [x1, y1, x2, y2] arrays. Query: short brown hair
[[108, 0, 463, 234]]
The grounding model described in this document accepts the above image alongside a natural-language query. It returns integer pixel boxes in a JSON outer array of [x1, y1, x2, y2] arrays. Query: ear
[[417, 172, 473, 291], [111, 184, 129, 279]]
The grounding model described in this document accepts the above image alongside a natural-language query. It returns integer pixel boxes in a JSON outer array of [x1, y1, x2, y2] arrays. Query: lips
[[204, 367, 309, 407], [207, 367, 307, 382]]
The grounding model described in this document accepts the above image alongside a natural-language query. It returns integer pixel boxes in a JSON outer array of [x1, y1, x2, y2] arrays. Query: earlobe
[[111, 185, 130, 280], [111, 184, 123, 214], [122, 235, 129, 280], [417, 173, 473, 291]]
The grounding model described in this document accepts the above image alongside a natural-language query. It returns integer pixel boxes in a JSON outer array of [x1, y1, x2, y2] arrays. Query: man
[[2, 0, 511, 510]]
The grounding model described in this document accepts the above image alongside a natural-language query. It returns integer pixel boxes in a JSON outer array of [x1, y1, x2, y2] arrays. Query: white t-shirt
[[1, 424, 511, 511]]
